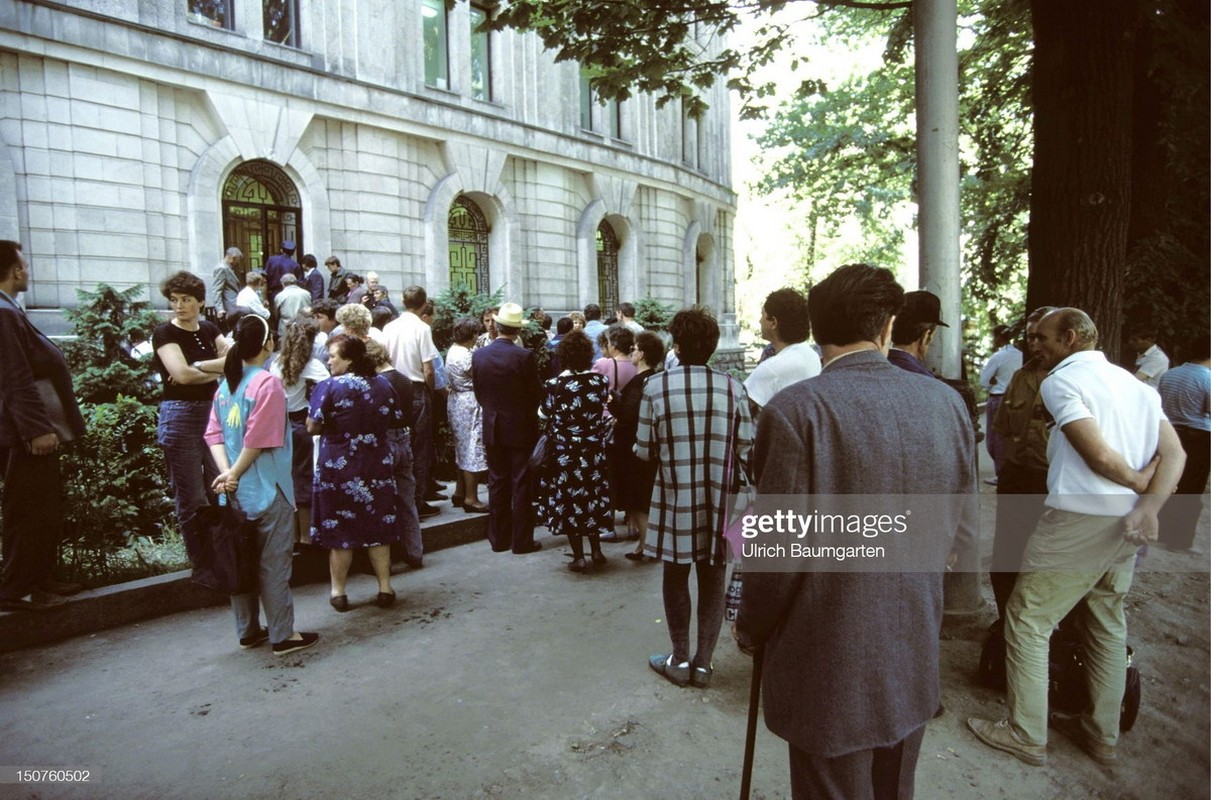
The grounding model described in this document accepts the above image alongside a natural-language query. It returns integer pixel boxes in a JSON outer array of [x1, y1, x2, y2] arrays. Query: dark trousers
[[788, 724, 925, 800], [1159, 426, 1210, 549], [985, 395, 1006, 476], [990, 461, 1049, 619], [410, 383, 432, 506], [485, 444, 534, 553], [0, 447, 63, 599]]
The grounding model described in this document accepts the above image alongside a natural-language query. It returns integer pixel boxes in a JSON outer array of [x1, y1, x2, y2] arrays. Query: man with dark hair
[[383, 286, 441, 518], [1156, 332, 1210, 550], [309, 298, 339, 366], [472, 302, 542, 554], [743, 288, 821, 417], [264, 240, 301, 304], [887, 290, 948, 376], [0, 241, 87, 611], [1127, 326, 1169, 388], [616, 302, 643, 334], [583, 303, 607, 361], [325, 256, 350, 303], [300, 254, 325, 303], [207, 246, 242, 330], [970, 307, 1184, 767], [980, 324, 1023, 484], [738, 264, 975, 798]]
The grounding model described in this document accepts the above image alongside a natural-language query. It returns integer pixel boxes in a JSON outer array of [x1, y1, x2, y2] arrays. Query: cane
[[739, 645, 763, 800]]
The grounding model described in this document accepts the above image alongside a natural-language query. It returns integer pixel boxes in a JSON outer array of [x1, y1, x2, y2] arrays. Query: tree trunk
[[1025, 0, 1143, 362]]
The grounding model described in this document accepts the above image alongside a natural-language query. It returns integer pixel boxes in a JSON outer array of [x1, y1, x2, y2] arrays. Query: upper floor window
[[580, 68, 624, 140], [423, 0, 450, 90], [470, 5, 493, 101], [263, 0, 299, 47], [188, 0, 233, 30]]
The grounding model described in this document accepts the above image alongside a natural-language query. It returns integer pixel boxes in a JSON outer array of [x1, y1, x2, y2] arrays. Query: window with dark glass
[[263, 0, 299, 46], [188, 0, 233, 29], [423, 0, 450, 90], [470, 5, 492, 101], [579, 68, 593, 130]]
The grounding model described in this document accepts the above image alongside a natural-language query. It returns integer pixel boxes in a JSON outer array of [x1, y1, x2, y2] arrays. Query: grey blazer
[[737, 348, 977, 758]]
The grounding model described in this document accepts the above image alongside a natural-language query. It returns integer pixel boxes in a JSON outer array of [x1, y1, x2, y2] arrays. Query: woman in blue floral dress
[[306, 334, 402, 611], [538, 330, 612, 573]]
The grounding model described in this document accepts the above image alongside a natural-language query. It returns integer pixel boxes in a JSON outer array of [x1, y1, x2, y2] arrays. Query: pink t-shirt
[[204, 371, 287, 449], [592, 356, 638, 393]]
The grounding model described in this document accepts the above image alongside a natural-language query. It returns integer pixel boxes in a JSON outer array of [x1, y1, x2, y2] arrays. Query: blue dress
[[308, 373, 402, 549]]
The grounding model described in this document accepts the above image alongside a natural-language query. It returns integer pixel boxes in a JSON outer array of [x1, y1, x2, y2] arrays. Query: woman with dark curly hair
[[269, 317, 329, 539], [152, 270, 230, 536], [538, 330, 612, 572], [637, 307, 753, 689], [306, 334, 402, 610]]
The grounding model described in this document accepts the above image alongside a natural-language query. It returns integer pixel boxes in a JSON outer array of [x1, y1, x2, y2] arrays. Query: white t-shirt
[[979, 344, 1023, 396], [236, 286, 270, 319], [381, 311, 438, 382], [270, 357, 331, 413], [1041, 350, 1163, 516], [1134, 344, 1169, 388], [743, 341, 823, 408]]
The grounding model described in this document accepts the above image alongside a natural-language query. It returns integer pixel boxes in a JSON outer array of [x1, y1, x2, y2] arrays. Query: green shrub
[[58, 397, 174, 580], [431, 285, 505, 351], [62, 284, 162, 405], [634, 296, 676, 332]]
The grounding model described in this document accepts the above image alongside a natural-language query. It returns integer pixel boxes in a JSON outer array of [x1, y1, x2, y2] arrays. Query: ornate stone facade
[[0, 0, 737, 345]]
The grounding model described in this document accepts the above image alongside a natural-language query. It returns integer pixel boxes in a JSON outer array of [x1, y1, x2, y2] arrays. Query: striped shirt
[[1159, 363, 1210, 432]]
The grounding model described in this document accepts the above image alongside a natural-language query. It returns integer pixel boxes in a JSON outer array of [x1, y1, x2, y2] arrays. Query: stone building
[[0, 0, 738, 345]]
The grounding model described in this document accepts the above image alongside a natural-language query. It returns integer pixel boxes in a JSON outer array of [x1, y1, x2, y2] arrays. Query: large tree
[[489, 0, 1209, 359]]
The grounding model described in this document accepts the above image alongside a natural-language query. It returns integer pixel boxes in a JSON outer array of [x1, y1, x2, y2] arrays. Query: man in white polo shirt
[[969, 307, 1184, 767], [382, 285, 441, 520], [743, 288, 821, 418]]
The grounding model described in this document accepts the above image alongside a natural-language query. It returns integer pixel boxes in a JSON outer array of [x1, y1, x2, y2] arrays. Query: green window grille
[[449, 197, 490, 293], [596, 221, 619, 314]]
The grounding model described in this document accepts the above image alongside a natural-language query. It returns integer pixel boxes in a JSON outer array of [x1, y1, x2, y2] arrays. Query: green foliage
[[634, 296, 676, 331], [431, 284, 505, 351], [62, 284, 162, 405], [58, 397, 174, 578]]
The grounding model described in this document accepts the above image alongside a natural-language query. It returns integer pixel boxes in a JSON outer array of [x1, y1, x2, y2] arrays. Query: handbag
[[35, 378, 76, 443], [184, 494, 259, 595], [528, 432, 550, 471]]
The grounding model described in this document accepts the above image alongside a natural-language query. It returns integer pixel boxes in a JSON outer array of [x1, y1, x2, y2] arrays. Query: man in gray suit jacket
[[737, 264, 977, 799]]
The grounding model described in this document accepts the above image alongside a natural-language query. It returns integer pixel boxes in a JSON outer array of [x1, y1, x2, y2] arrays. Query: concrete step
[[0, 502, 489, 654]]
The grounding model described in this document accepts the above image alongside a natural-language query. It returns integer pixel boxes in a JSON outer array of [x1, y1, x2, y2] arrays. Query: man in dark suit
[[472, 302, 542, 554], [0, 241, 87, 612], [263, 240, 301, 304], [300, 253, 325, 303], [737, 264, 976, 799]]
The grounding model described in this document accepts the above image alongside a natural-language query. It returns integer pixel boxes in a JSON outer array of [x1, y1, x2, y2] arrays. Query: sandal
[[648, 653, 691, 687]]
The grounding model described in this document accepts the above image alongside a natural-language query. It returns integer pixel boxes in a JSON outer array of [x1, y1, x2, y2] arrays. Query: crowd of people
[[0, 237, 1207, 798]]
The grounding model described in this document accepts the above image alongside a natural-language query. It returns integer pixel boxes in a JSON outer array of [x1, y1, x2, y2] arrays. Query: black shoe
[[426, 492, 448, 502], [514, 542, 542, 554], [403, 557, 424, 569], [375, 591, 396, 608], [417, 503, 441, 519], [329, 594, 349, 612], [463, 502, 489, 514], [567, 558, 588, 573], [0, 592, 68, 613], [239, 628, 270, 649], [272, 632, 320, 656]]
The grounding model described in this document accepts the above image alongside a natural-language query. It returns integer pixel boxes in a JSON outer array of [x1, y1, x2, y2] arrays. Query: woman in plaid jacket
[[635, 307, 753, 689]]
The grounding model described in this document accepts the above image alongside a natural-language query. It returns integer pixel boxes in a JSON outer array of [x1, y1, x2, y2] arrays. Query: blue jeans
[[387, 429, 423, 563], [157, 399, 219, 532]]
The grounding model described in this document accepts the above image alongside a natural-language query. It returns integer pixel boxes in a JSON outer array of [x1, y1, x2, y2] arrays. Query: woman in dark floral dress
[[538, 330, 612, 573], [306, 334, 402, 611]]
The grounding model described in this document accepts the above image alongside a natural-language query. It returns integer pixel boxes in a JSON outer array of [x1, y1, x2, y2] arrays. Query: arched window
[[596, 220, 620, 313], [222, 160, 301, 277], [448, 196, 490, 293]]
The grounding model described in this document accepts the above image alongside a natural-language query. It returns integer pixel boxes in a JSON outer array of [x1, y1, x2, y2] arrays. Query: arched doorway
[[222, 160, 302, 278], [448, 196, 491, 293], [596, 220, 620, 313]]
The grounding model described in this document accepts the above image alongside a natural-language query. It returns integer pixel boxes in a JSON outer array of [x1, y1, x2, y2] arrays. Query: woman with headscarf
[[306, 334, 402, 611]]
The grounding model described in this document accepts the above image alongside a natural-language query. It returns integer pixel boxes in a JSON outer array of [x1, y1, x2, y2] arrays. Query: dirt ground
[[0, 465, 1207, 800]]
